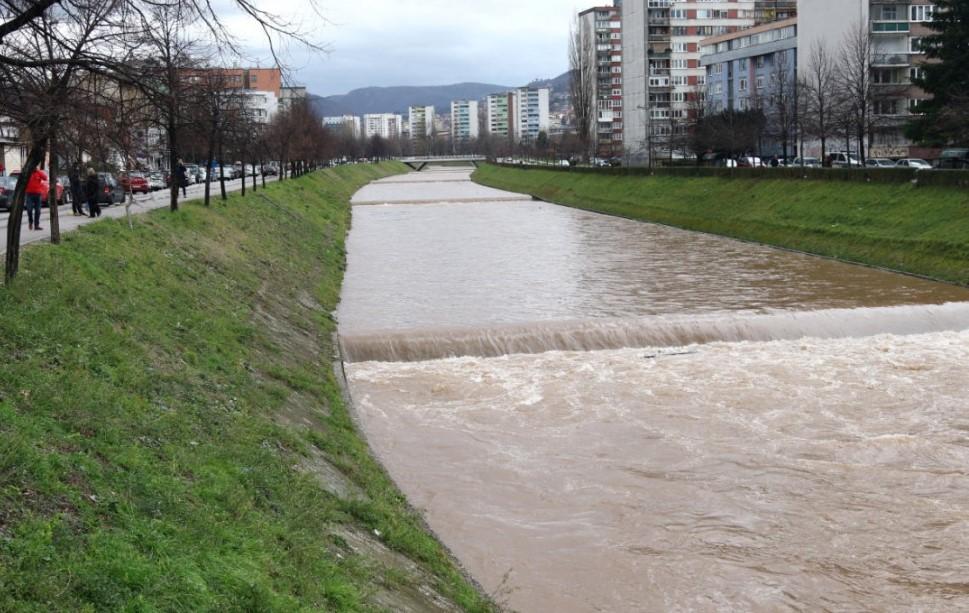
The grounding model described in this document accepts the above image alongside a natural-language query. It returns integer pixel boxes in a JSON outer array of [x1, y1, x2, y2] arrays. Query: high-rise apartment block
[[408, 105, 435, 141], [486, 93, 515, 138], [363, 113, 404, 140], [322, 115, 362, 138], [579, 4, 624, 158], [486, 88, 551, 144], [622, 0, 756, 163], [513, 88, 551, 143], [450, 100, 480, 141], [797, 0, 936, 158]]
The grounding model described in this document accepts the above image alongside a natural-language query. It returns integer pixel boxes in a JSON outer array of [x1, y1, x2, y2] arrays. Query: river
[[339, 167, 969, 612]]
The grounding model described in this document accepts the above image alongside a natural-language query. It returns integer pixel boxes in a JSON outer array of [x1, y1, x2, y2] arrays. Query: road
[[0, 175, 277, 254]]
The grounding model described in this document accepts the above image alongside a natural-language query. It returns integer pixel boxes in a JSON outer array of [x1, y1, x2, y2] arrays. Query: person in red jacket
[[25, 167, 49, 231]]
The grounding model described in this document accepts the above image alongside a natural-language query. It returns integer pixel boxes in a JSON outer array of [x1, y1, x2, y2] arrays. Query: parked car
[[737, 156, 764, 168], [147, 172, 166, 191], [184, 164, 200, 184], [56, 175, 70, 205], [96, 172, 125, 205], [261, 164, 278, 176], [119, 172, 150, 194], [825, 152, 862, 168], [866, 158, 895, 168], [0, 176, 17, 210], [195, 167, 207, 183], [791, 157, 822, 168], [896, 158, 933, 170], [936, 148, 969, 170]]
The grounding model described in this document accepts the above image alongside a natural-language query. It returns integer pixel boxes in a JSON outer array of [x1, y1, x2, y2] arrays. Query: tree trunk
[[219, 141, 227, 201], [5, 139, 46, 284], [251, 160, 256, 192], [261, 159, 266, 188], [240, 160, 246, 197], [168, 112, 178, 212], [49, 133, 60, 244]]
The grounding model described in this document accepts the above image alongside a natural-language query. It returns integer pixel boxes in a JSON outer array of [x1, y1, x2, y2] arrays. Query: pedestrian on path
[[84, 168, 101, 218], [176, 159, 188, 198], [25, 166, 48, 231], [69, 167, 85, 216]]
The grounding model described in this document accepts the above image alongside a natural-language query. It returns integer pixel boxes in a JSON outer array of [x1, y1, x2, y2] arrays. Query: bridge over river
[[398, 155, 486, 171]]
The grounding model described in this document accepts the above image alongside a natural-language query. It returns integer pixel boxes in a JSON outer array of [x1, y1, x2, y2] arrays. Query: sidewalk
[[0, 176, 278, 254]]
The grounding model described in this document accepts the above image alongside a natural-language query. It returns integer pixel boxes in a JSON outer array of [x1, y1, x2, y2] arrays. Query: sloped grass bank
[[473, 164, 969, 286], [0, 163, 493, 612]]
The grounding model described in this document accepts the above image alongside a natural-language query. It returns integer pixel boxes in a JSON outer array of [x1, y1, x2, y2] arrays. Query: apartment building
[[408, 105, 435, 141], [486, 92, 515, 138], [363, 113, 404, 139], [322, 115, 362, 138], [701, 17, 798, 155], [622, 0, 756, 164], [450, 100, 480, 141], [797, 0, 936, 158], [513, 88, 551, 144], [579, 4, 624, 158]]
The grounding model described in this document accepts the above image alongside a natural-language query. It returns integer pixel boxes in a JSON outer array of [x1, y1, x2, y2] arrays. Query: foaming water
[[348, 332, 969, 612], [341, 169, 969, 612], [342, 302, 969, 362]]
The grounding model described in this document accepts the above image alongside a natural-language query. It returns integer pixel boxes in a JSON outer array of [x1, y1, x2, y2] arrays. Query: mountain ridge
[[310, 72, 571, 118]]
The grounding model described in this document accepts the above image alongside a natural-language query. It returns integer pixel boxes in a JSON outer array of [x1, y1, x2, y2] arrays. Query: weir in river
[[339, 166, 969, 612]]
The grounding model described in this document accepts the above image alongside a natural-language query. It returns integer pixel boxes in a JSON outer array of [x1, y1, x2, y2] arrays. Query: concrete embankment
[[472, 164, 969, 287], [0, 162, 494, 612]]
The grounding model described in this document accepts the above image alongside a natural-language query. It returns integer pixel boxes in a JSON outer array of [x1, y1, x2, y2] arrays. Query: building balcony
[[872, 53, 910, 66], [871, 22, 910, 33]]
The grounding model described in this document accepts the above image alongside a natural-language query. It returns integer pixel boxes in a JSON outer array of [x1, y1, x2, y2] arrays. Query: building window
[[910, 5, 935, 21], [910, 37, 925, 53], [878, 5, 898, 20], [756, 76, 765, 89], [739, 78, 748, 92], [909, 66, 925, 82]]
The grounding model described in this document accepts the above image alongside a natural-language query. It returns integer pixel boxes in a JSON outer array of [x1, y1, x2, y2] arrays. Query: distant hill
[[310, 72, 572, 118], [310, 82, 510, 118]]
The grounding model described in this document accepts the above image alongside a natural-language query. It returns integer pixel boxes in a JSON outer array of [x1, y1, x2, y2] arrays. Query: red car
[[119, 172, 150, 194]]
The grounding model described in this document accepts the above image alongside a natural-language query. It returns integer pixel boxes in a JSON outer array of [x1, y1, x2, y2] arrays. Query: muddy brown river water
[[339, 167, 969, 612]]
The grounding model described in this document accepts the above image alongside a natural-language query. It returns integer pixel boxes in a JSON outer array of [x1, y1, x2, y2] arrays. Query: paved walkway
[[0, 176, 277, 254]]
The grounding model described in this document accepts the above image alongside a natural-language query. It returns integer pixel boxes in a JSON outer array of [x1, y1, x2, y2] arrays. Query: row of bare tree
[[0, 0, 326, 283]]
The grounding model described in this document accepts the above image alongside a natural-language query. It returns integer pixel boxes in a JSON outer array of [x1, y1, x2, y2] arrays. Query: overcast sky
[[227, 0, 604, 96]]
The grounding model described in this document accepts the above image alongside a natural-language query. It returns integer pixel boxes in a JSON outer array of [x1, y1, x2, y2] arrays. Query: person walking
[[84, 168, 101, 218], [69, 166, 85, 216], [25, 166, 48, 231], [176, 159, 188, 198]]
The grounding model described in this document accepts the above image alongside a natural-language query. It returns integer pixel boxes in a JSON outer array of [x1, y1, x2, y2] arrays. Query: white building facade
[[450, 100, 480, 141], [322, 115, 362, 138], [408, 105, 435, 141], [362, 113, 404, 139], [513, 88, 551, 144]]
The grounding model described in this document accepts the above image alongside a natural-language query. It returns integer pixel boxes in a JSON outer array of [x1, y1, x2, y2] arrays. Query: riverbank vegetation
[[473, 164, 969, 286], [0, 162, 494, 611]]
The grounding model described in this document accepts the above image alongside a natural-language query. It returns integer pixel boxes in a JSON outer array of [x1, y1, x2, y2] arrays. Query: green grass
[[0, 163, 495, 612], [473, 164, 969, 286]]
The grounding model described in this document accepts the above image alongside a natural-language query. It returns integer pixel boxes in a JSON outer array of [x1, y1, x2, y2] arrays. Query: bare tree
[[768, 52, 798, 161], [799, 41, 837, 163], [837, 21, 874, 163], [568, 16, 595, 161]]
